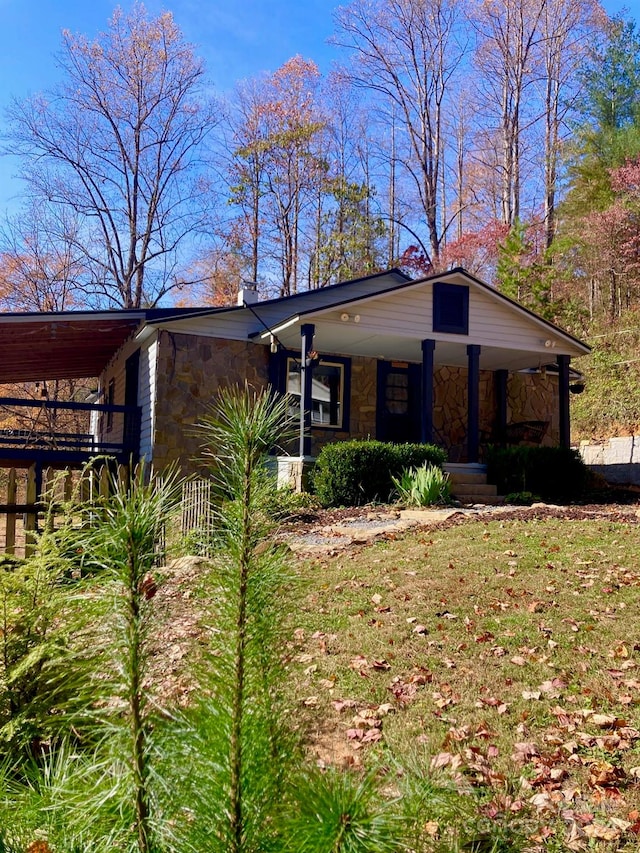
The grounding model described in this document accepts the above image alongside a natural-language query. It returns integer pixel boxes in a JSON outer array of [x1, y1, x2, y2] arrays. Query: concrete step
[[444, 463, 487, 474], [443, 462, 504, 505], [443, 463, 503, 505], [447, 471, 488, 485]]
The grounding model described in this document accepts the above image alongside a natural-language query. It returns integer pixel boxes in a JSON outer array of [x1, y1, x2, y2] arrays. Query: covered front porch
[[261, 272, 590, 466]]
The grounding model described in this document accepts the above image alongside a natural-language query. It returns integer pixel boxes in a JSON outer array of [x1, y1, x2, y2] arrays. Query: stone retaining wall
[[579, 436, 640, 485]]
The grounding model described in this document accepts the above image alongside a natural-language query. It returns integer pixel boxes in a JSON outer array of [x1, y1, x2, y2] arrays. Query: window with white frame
[[286, 356, 346, 429]]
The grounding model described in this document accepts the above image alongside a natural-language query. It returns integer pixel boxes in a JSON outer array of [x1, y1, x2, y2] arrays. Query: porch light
[[340, 312, 350, 322]]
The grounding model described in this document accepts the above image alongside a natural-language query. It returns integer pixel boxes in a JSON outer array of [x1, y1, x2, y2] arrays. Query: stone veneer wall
[[152, 331, 270, 473], [313, 359, 559, 461], [507, 371, 560, 445], [433, 367, 495, 461], [433, 367, 559, 462], [152, 334, 560, 472]]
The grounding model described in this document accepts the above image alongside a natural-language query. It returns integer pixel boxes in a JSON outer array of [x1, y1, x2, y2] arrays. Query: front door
[[376, 360, 421, 443]]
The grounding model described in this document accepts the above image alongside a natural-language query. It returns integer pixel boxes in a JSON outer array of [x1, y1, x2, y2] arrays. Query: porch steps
[[443, 463, 504, 506]]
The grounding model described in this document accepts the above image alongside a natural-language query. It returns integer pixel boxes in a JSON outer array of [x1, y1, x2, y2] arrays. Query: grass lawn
[[285, 511, 640, 851]]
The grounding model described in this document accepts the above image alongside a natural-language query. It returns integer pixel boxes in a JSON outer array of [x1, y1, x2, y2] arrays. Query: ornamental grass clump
[[392, 463, 451, 507]]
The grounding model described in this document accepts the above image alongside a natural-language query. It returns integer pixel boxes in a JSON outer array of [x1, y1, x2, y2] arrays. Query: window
[[285, 355, 349, 430], [384, 370, 409, 415], [433, 282, 469, 335]]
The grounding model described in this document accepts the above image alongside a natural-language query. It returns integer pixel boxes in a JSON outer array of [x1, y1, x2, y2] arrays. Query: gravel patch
[[279, 501, 640, 554]]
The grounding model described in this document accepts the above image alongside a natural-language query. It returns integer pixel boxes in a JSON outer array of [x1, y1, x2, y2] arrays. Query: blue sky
[[0, 0, 343, 210], [0, 0, 635, 211]]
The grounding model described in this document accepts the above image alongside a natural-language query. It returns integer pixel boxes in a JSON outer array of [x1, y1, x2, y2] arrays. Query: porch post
[[495, 369, 508, 445], [467, 344, 481, 463], [421, 339, 436, 444], [299, 323, 315, 457], [557, 354, 571, 448], [268, 343, 282, 390]]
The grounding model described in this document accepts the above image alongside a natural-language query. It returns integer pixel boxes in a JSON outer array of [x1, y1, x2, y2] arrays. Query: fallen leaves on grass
[[388, 667, 432, 704], [289, 512, 640, 849]]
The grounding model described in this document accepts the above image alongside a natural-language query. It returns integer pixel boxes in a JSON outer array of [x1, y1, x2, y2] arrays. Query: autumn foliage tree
[[229, 57, 327, 296], [6, 3, 219, 308], [0, 203, 86, 312]]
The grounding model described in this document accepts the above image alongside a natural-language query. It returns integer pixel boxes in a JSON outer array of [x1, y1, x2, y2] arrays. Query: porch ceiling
[[0, 315, 143, 383], [266, 319, 579, 372]]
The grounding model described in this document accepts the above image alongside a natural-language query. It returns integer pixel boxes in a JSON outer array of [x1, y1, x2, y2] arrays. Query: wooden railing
[[0, 468, 217, 559], [0, 397, 141, 463], [0, 464, 129, 557]]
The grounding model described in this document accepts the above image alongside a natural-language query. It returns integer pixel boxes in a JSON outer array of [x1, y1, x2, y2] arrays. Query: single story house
[[0, 267, 590, 491]]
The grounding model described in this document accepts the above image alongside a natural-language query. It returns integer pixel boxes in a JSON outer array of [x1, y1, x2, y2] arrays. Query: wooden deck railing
[[0, 464, 127, 557], [0, 467, 217, 560], [0, 397, 141, 463]]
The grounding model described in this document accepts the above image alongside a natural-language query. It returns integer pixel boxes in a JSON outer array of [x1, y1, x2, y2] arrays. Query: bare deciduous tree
[[537, 0, 604, 249], [6, 3, 219, 308], [228, 76, 272, 286], [334, 0, 468, 265], [470, 0, 549, 228], [228, 57, 327, 296]]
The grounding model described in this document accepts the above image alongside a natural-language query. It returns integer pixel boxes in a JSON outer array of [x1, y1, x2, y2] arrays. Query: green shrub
[[392, 464, 451, 506], [311, 440, 447, 507], [264, 486, 320, 521], [503, 490, 540, 505], [485, 445, 588, 501]]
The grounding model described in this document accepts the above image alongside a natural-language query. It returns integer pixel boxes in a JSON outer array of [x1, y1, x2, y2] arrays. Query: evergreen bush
[[311, 440, 447, 507], [485, 445, 588, 501]]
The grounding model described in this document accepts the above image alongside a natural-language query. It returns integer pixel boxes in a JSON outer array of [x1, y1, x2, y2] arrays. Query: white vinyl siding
[[145, 271, 409, 342], [310, 279, 582, 356]]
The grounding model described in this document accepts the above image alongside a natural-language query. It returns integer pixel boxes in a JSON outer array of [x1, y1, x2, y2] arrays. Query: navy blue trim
[[467, 344, 481, 463], [299, 325, 315, 456], [557, 354, 571, 448], [376, 360, 422, 443], [495, 369, 508, 445], [433, 282, 469, 335], [421, 340, 435, 444]]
